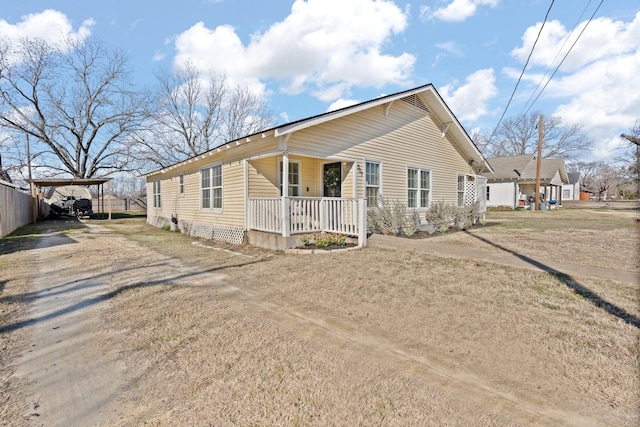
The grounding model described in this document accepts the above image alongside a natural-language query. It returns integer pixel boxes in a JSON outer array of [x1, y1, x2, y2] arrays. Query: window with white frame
[[279, 160, 300, 196], [457, 174, 465, 206], [152, 180, 161, 209], [201, 164, 222, 209], [407, 167, 431, 209], [365, 161, 381, 207], [178, 174, 184, 196]]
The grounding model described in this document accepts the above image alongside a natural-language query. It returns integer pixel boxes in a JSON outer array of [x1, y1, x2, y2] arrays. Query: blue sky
[[1, 0, 638, 162]]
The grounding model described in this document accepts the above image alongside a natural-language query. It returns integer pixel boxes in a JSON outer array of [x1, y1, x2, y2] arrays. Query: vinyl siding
[[148, 161, 245, 228], [486, 182, 517, 208], [286, 101, 470, 205], [148, 93, 476, 230]]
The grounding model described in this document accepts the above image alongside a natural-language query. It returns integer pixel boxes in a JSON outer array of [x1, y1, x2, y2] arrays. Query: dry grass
[[1, 208, 638, 425], [91, 208, 639, 426], [437, 207, 640, 271]]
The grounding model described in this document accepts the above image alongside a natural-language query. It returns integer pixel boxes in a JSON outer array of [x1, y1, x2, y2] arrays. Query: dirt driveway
[[1, 211, 638, 426]]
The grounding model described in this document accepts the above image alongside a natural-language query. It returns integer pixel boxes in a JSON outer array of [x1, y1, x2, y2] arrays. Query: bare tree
[[134, 64, 275, 169], [617, 120, 640, 199], [487, 111, 590, 159], [0, 36, 148, 179]]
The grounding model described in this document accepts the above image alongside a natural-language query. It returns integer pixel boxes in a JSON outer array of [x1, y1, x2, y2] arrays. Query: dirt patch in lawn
[[0, 209, 638, 425]]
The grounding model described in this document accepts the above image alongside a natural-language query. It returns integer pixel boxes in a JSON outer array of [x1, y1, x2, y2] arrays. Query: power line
[[519, 0, 593, 116], [523, 0, 606, 116], [487, 0, 555, 143]]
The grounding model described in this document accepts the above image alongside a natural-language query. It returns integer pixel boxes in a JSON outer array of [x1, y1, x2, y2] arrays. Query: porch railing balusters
[[248, 197, 364, 242]]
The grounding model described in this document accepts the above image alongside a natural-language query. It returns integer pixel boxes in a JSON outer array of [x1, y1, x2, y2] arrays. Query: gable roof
[[147, 84, 493, 177], [485, 154, 535, 180], [484, 154, 569, 184], [567, 172, 580, 185]]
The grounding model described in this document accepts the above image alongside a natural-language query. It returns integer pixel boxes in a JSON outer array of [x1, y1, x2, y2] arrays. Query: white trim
[[200, 162, 223, 212], [407, 166, 432, 209], [364, 159, 382, 208], [178, 173, 184, 197], [278, 158, 301, 197], [152, 179, 161, 209], [243, 159, 249, 230]]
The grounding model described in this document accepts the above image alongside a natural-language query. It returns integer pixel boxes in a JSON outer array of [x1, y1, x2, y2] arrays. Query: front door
[[323, 162, 341, 197]]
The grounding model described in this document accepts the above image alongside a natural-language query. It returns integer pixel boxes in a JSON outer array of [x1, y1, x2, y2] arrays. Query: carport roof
[[27, 178, 112, 187]]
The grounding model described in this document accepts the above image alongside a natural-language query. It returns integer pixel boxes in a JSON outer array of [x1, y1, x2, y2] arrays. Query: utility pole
[[535, 114, 543, 210]]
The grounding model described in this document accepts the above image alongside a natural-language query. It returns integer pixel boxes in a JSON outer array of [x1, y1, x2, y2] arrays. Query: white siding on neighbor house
[[562, 182, 579, 200], [285, 101, 471, 207], [486, 182, 517, 208]]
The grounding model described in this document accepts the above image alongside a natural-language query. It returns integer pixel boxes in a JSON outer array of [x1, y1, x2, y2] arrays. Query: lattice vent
[[401, 94, 430, 114], [185, 221, 245, 244], [464, 175, 477, 207]]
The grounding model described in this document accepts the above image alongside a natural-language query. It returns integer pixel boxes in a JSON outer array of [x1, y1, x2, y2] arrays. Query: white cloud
[[435, 41, 463, 57], [440, 68, 497, 122], [511, 12, 640, 159], [172, 0, 414, 102], [421, 0, 499, 23], [0, 9, 94, 47], [327, 98, 360, 112], [512, 14, 639, 72]]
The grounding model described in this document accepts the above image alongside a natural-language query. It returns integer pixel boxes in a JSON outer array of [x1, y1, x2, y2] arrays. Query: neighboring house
[[146, 84, 492, 250], [482, 154, 570, 209], [562, 172, 581, 201]]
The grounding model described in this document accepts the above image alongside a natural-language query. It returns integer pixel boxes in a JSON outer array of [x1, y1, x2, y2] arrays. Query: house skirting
[[247, 230, 303, 251], [147, 215, 246, 245]]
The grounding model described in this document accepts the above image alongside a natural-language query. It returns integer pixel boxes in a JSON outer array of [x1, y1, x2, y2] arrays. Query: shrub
[[300, 233, 348, 248], [424, 222, 437, 235], [367, 197, 408, 235], [424, 201, 454, 229]]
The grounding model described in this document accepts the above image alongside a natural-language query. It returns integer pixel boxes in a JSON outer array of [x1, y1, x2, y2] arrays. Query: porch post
[[282, 152, 290, 237], [243, 159, 249, 231], [358, 197, 367, 247]]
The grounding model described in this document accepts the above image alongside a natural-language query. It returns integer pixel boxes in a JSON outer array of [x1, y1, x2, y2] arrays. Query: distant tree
[[572, 160, 626, 201], [484, 111, 590, 159], [617, 120, 639, 199], [0, 36, 148, 179], [133, 63, 275, 169]]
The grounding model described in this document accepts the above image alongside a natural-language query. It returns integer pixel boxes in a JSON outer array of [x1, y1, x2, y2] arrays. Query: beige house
[[146, 84, 492, 250]]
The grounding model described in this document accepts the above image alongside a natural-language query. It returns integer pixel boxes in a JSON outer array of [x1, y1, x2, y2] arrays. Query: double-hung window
[[201, 164, 222, 210], [178, 174, 184, 196], [365, 161, 381, 207], [407, 167, 431, 209], [279, 160, 300, 196], [152, 180, 161, 209]]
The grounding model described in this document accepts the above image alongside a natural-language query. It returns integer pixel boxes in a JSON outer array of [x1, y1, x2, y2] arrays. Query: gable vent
[[401, 94, 430, 114]]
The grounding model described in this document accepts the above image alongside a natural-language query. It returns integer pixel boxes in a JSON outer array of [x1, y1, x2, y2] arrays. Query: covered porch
[[244, 152, 367, 250]]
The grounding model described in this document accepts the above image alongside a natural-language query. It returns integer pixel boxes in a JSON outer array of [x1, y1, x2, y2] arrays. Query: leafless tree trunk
[[0, 37, 148, 179]]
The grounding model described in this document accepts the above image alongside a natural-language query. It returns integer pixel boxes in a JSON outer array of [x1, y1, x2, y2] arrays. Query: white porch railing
[[248, 197, 367, 246]]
